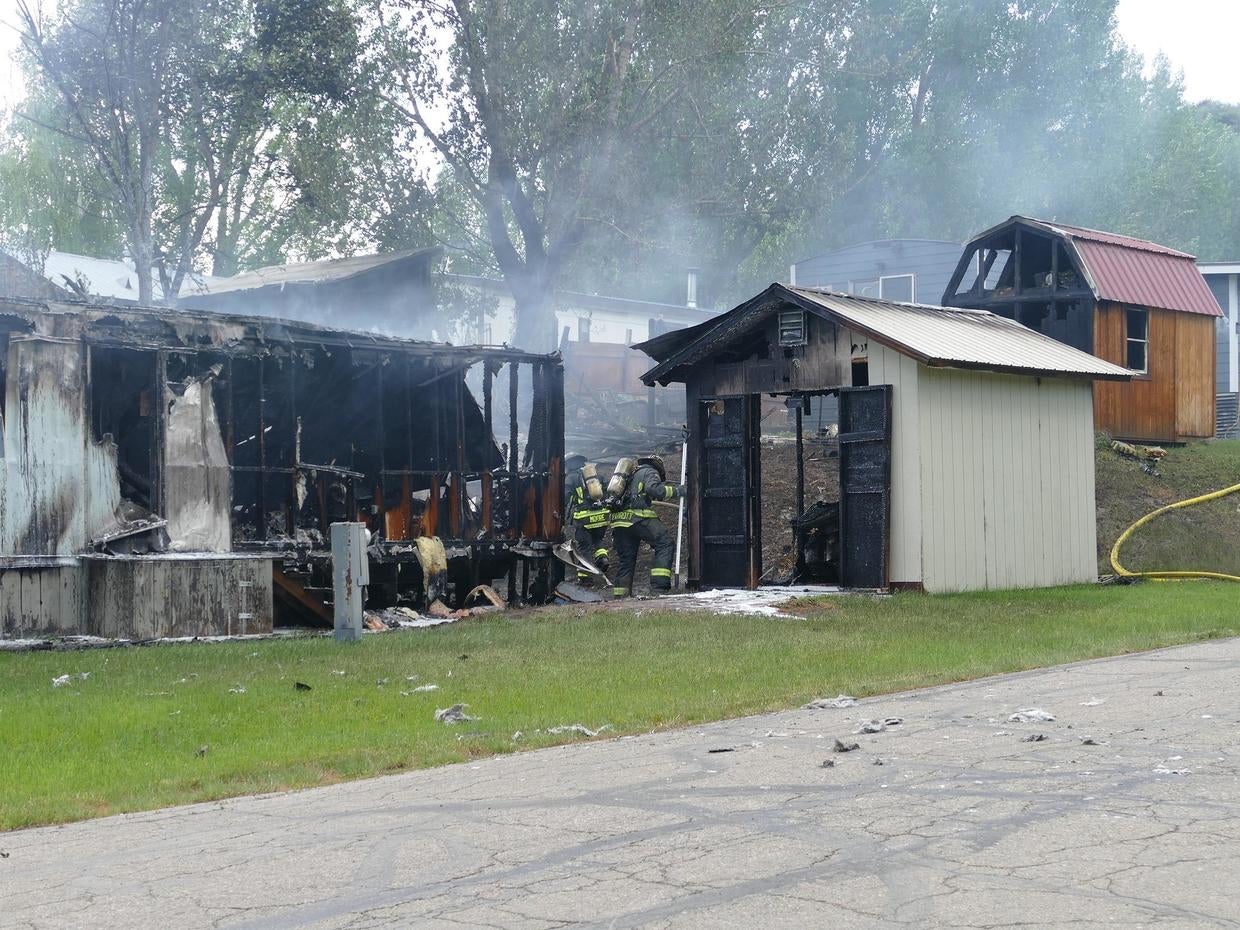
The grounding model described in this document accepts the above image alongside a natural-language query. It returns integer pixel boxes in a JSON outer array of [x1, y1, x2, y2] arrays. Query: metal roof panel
[[788, 288, 1133, 379], [1070, 238, 1222, 317], [638, 284, 1133, 384], [187, 248, 443, 296]]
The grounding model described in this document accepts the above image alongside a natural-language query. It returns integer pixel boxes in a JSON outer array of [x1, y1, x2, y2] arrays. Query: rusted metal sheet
[[1069, 235, 1222, 318]]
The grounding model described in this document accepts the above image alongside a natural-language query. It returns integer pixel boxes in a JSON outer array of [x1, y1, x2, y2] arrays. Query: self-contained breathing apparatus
[[603, 457, 638, 510]]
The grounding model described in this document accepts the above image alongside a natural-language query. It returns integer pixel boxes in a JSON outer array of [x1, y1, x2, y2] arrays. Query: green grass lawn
[[2, 581, 1238, 831]]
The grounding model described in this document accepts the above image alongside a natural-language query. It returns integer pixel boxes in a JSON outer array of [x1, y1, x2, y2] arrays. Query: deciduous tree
[[15, 0, 364, 301]]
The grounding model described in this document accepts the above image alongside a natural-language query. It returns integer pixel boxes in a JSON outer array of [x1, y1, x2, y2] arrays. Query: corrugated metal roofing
[[788, 288, 1133, 379], [1068, 237, 1222, 317], [637, 284, 1133, 384], [187, 247, 442, 296], [1038, 220, 1194, 257], [1004, 217, 1221, 317]]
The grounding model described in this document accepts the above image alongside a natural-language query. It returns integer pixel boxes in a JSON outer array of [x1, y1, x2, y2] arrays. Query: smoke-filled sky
[[0, 4, 21, 112], [1116, 0, 1239, 103], [0, 2, 1234, 115]]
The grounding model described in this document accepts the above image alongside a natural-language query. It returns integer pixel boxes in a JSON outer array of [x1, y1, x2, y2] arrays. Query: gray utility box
[[331, 522, 369, 642]]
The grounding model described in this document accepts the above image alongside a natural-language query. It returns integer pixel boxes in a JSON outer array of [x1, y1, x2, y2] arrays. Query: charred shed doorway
[[763, 391, 842, 585], [698, 396, 761, 587], [768, 385, 891, 589], [694, 385, 892, 591], [837, 385, 892, 588]]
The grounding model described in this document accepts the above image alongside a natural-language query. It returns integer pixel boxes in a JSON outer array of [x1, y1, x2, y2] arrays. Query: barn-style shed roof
[[961, 216, 1222, 317], [636, 284, 1133, 385]]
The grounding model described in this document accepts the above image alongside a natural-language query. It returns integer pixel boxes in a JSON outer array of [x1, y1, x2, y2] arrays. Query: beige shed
[[636, 284, 1132, 593]]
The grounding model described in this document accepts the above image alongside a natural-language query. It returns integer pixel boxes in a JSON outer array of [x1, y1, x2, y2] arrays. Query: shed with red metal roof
[[943, 216, 1217, 442]]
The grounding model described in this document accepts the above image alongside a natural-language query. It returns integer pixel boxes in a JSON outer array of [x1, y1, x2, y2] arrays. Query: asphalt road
[[4, 638, 1240, 929]]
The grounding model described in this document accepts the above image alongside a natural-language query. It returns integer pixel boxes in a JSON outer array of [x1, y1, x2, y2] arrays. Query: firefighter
[[610, 453, 685, 597], [563, 453, 611, 583]]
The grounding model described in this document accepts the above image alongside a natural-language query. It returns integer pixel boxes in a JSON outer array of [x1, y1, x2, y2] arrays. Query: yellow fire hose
[[1109, 482, 1240, 582]]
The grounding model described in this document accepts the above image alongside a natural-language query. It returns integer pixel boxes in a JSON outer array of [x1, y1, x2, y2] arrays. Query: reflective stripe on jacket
[[612, 465, 680, 527], [566, 478, 609, 528]]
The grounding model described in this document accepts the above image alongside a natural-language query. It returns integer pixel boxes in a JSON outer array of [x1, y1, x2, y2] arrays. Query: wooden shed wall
[[687, 311, 849, 397], [1093, 302, 1215, 441], [917, 369, 1097, 592], [1174, 312, 1217, 439]]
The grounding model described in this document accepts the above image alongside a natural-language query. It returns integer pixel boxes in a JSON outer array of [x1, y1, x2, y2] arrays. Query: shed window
[[1126, 308, 1148, 373], [879, 274, 914, 303], [577, 316, 591, 342], [778, 308, 807, 346]]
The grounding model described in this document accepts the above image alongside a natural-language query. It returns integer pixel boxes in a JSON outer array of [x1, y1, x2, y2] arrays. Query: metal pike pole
[[672, 440, 688, 590]]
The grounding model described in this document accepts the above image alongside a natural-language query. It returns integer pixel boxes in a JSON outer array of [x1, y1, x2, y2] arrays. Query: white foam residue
[[666, 585, 840, 618]]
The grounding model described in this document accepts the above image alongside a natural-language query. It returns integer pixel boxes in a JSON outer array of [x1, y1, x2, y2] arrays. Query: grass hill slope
[[1095, 438, 1240, 578]]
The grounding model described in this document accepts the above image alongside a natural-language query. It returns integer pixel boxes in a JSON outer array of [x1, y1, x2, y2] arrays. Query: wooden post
[[672, 440, 687, 590], [1014, 227, 1023, 296], [507, 362, 520, 604], [794, 399, 805, 577], [257, 356, 267, 540], [508, 361, 519, 537]]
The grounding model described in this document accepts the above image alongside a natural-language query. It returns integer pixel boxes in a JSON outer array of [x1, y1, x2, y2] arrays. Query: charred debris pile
[[0, 297, 565, 637]]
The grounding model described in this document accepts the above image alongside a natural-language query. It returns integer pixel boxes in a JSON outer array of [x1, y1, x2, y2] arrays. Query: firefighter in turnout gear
[[611, 453, 685, 597], [563, 454, 611, 582]]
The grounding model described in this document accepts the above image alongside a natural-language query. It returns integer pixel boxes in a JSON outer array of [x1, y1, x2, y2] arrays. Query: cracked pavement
[[4, 637, 1240, 929]]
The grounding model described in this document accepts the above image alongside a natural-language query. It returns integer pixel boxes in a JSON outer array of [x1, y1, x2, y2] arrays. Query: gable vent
[[778, 308, 807, 346]]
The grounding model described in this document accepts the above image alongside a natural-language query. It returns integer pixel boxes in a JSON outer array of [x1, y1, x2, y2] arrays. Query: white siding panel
[[918, 367, 1097, 592], [922, 369, 944, 587]]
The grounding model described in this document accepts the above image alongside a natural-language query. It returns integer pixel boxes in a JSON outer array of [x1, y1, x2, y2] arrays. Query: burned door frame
[[84, 340, 170, 517], [837, 385, 892, 590], [691, 393, 762, 589]]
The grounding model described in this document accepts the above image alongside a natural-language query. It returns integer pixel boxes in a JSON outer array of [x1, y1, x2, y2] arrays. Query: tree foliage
[[371, 0, 798, 349], [2, 0, 1238, 327], [11, 0, 368, 300]]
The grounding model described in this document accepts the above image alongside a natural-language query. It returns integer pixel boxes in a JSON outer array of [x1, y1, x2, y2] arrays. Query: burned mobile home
[[0, 296, 564, 639], [637, 284, 1132, 594]]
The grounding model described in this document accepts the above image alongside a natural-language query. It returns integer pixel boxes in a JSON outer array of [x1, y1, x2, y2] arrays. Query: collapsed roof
[[959, 216, 1222, 317]]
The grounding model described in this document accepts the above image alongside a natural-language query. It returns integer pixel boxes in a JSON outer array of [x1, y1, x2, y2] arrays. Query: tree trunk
[[511, 289, 558, 354], [131, 228, 156, 305]]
